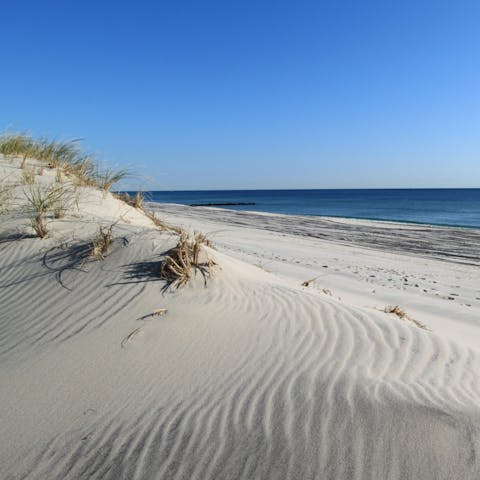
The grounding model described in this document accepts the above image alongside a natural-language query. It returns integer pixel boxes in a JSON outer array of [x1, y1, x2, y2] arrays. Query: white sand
[[1, 157, 480, 479]]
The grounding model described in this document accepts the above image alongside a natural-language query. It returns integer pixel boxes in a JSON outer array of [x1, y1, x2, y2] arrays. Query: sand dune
[[1, 157, 480, 479]]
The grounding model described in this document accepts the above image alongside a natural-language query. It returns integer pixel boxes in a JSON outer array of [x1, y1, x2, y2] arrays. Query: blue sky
[[1, 0, 479, 189]]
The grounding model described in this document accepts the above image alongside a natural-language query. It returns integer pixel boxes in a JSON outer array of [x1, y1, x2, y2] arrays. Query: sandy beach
[[2, 156, 480, 479]]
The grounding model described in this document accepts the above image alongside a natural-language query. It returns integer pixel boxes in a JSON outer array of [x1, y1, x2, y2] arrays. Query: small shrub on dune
[[160, 230, 215, 288], [25, 185, 64, 238], [90, 224, 114, 260]]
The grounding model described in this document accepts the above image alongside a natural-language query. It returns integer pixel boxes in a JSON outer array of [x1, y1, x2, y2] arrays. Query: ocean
[[136, 189, 480, 229]]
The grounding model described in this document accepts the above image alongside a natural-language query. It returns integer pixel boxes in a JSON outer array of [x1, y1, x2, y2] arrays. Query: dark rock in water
[[189, 202, 256, 207]]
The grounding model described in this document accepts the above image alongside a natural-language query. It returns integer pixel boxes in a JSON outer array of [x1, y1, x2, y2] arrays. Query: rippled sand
[[2, 157, 480, 479]]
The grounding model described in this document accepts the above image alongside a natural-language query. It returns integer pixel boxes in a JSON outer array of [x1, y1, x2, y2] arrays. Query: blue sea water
[[138, 189, 480, 229]]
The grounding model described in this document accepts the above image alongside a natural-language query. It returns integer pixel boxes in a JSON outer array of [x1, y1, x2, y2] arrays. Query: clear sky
[[1, 0, 479, 190]]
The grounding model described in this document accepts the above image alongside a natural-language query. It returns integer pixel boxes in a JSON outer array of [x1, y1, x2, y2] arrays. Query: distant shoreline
[[125, 188, 480, 230], [189, 202, 256, 207], [146, 200, 480, 231]]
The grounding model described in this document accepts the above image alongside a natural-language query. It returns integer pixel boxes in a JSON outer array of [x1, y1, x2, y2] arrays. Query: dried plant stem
[[384, 305, 427, 330]]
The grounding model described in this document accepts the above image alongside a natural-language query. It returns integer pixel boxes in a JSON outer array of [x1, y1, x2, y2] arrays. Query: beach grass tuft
[[0, 179, 13, 214], [115, 191, 144, 209], [0, 132, 34, 162], [21, 166, 35, 185], [90, 224, 114, 260], [36, 137, 83, 169], [131, 191, 144, 209], [25, 185, 64, 238], [96, 168, 130, 192], [160, 230, 215, 288]]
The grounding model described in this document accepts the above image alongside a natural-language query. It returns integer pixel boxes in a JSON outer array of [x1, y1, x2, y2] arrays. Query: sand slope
[[1, 158, 480, 479]]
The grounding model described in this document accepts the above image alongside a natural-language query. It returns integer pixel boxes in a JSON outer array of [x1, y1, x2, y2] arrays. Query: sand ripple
[[2, 242, 480, 479]]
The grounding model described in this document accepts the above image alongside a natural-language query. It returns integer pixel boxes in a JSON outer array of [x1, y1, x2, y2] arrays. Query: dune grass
[[115, 194, 185, 233], [52, 191, 67, 219], [0, 132, 128, 191], [113, 191, 183, 232], [160, 230, 215, 288], [36, 137, 83, 168], [0, 133, 34, 164], [21, 166, 35, 185], [96, 168, 130, 192], [132, 191, 144, 209], [115, 191, 144, 209], [64, 155, 97, 185], [90, 224, 114, 260], [143, 209, 178, 231], [0, 179, 13, 214], [25, 185, 65, 238]]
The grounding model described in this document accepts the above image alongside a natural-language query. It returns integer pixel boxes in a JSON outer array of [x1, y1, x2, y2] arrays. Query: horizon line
[[121, 186, 480, 192]]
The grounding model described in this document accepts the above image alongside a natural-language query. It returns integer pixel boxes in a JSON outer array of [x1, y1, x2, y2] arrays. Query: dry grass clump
[[90, 224, 114, 260], [115, 191, 144, 209], [384, 305, 407, 318], [160, 230, 215, 288], [169, 224, 185, 235], [25, 185, 64, 238], [132, 191, 144, 208], [384, 305, 427, 330]]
